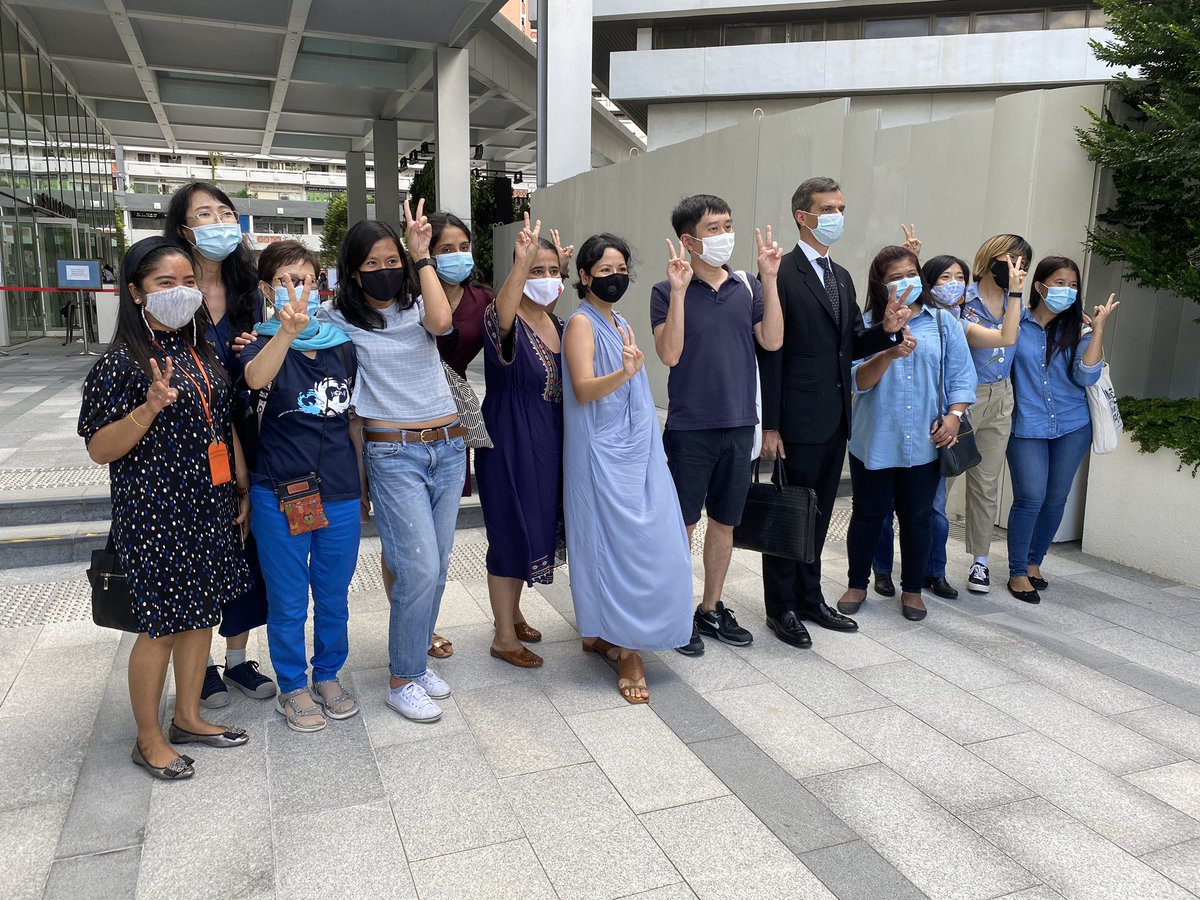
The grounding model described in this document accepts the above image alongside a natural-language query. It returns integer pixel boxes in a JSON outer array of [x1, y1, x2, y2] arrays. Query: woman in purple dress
[[475, 215, 566, 668]]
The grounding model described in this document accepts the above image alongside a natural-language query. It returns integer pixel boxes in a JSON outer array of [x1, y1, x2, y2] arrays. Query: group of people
[[81, 176, 1116, 780]]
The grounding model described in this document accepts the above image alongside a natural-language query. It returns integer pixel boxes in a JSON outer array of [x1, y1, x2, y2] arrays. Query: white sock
[[226, 648, 247, 668], [974, 556, 988, 567]]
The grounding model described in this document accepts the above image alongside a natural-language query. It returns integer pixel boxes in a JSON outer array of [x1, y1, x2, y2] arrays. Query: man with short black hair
[[652, 194, 784, 656], [757, 177, 908, 649]]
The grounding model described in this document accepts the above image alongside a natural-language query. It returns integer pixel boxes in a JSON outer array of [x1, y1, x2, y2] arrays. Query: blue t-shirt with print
[[241, 340, 360, 502]]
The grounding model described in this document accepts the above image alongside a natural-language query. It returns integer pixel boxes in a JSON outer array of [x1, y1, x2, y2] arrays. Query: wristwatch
[[949, 409, 965, 419], [414, 257, 437, 273], [1008, 291, 1023, 298]]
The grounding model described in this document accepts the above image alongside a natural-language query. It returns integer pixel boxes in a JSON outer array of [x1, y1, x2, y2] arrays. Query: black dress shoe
[[766, 611, 812, 648], [804, 602, 859, 632], [1029, 576, 1048, 591], [1007, 583, 1042, 605], [873, 572, 896, 597], [922, 576, 959, 600], [901, 602, 928, 621]]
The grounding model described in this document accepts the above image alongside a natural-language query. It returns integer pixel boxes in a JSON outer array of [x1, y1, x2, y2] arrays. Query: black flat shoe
[[132, 742, 194, 780], [168, 720, 250, 748], [805, 602, 859, 632], [1007, 583, 1042, 605], [1029, 576, 1048, 591], [837, 595, 865, 615], [766, 611, 812, 649], [901, 603, 928, 621], [873, 573, 896, 598], [923, 576, 959, 600]]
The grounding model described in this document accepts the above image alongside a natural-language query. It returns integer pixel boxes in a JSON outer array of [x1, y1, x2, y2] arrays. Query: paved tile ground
[[3, 339, 1200, 899]]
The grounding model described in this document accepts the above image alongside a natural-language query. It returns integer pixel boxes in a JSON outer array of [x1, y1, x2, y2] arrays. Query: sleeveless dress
[[561, 301, 693, 651]]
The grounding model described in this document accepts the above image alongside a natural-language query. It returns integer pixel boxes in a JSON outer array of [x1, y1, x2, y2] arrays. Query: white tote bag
[[1086, 361, 1122, 454], [734, 270, 763, 459]]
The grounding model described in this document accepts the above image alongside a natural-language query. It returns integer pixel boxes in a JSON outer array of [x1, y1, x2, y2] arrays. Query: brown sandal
[[513, 622, 542, 643], [428, 634, 454, 658], [582, 639, 649, 704], [490, 646, 544, 668]]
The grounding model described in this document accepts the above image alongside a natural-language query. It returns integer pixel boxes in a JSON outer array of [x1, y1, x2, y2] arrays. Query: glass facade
[[0, 3, 116, 345]]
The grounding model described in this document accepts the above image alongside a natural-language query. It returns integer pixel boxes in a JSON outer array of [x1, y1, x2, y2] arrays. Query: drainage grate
[[0, 467, 109, 491]]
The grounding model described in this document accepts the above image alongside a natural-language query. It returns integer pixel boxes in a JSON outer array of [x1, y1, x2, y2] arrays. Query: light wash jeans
[[364, 434, 466, 680]]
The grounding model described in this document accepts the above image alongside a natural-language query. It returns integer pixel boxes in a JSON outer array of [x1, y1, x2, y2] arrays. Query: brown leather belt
[[364, 425, 468, 444]]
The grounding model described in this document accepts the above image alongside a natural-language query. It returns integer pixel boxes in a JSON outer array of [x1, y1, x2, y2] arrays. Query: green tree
[[408, 158, 435, 211], [114, 202, 127, 256], [1077, 0, 1200, 306], [320, 193, 348, 266]]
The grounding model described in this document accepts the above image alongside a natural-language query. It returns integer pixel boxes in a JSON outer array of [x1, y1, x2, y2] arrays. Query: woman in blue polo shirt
[[242, 241, 360, 732], [1006, 255, 1118, 604]]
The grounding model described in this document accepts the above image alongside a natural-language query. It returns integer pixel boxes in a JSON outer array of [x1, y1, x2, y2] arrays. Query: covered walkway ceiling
[[7, 0, 641, 170]]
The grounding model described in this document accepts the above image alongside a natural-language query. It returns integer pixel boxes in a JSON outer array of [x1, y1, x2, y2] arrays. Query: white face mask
[[693, 231, 735, 268], [523, 277, 563, 307], [143, 285, 204, 329]]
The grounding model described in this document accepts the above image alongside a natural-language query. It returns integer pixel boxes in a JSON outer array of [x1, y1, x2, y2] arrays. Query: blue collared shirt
[[849, 306, 977, 470], [961, 283, 1016, 384], [1011, 311, 1102, 439]]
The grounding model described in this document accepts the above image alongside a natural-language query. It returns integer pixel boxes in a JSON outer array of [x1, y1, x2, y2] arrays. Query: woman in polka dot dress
[[79, 237, 253, 780]]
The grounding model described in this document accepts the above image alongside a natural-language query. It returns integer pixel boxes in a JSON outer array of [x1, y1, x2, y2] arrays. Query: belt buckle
[[418, 428, 438, 444]]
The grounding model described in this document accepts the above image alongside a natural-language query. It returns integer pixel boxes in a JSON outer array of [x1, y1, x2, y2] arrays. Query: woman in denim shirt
[[837, 246, 976, 621], [1006, 256, 1119, 604]]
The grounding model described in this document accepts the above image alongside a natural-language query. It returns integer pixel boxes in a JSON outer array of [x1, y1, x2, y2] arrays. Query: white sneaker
[[386, 682, 443, 723], [968, 562, 991, 594], [413, 668, 451, 700]]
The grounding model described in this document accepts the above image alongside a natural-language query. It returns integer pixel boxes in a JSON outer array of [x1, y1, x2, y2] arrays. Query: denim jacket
[[1010, 311, 1101, 439]]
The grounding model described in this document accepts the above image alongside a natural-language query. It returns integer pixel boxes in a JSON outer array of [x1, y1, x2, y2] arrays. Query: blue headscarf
[[255, 287, 349, 351]]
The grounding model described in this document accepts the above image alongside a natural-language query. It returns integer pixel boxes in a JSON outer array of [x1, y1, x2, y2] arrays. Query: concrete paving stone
[[798, 839, 928, 900], [974, 681, 1182, 775], [808, 627, 905, 671], [984, 614, 1134, 670], [805, 763, 1037, 900], [532, 637, 631, 718], [641, 655, 741, 745], [567, 705, 728, 814], [430, 622, 540, 693], [1078, 627, 1200, 687], [969, 731, 1200, 855], [342, 606, 391, 674], [640, 795, 836, 900], [1053, 548, 1178, 588], [1102, 663, 1200, 717], [54, 740, 152, 859], [0, 640, 115, 720], [501, 762, 679, 900], [984, 590, 1117, 634], [0, 799, 69, 899], [874, 628, 1025, 691], [430, 580, 491, 627], [32, 619, 122, 650], [965, 798, 1194, 900], [1048, 581, 1200, 650], [852, 661, 1025, 745], [512, 587, 582, 644], [263, 712, 386, 817], [705, 681, 876, 780], [1070, 571, 1200, 618], [1117, 705, 1200, 762], [654, 639, 772, 695], [0, 625, 38, 706], [731, 638, 893, 718], [533, 575, 580, 628], [1125, 761, 1200, 822], [409, 839, 556, 900], [273, 801, 415, 900], [350, 666, 469, 750], [1165, 584, 1200, 600], [43, 847, 141, 900], [618, 884, 698, 899], [1140, 839, 1200, 896], [993, 888, 1066, 899], [379, 731, 524, 860], [690, 734, 857, 855], [830, 705, 1032, 815], [0, 711, 91, 812], [456, 678, 591, 778]]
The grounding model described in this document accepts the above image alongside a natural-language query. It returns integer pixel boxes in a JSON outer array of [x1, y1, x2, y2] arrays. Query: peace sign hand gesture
[[756, 226, 783, 279], [1006, 255, 1027, 294], [404, 197, 433, 259], [145, 356, 178, 413], [666, 238, 692, 293], [882, 282, 913, 334], [1091, 293, 1120, 331], [901, 224, 921, 255], [275, 274, 312, 337], [515, 212, 543, 273], [550, 227, 574, 273], [619, 323, 645, 380]]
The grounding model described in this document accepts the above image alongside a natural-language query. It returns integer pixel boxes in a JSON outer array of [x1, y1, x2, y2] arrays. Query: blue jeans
[[873, 476, 949, 578], [249, 486, 361, 694], [1005, 426, 1091, 578], [365, 435, 466, 680]]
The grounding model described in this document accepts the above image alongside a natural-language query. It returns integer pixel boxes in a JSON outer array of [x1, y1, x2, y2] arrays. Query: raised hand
[[666, 238, 693, 292], [515, 211, 543, 271], [890, 326, 917, 360], [276, 274, 311, 337], [756, 226, 783, 279], [1091, 293, 1120, 330], [901, 224, 921, 255], [619, 323, 645, 380], [1006, 254, 1027, 294], [403, 197, 433, 259], [550, 227, 574, 274], [882, 282, 913, 334], [145, 356, 178, 413]]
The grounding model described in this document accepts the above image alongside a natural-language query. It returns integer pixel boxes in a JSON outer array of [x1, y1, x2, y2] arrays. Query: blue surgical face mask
[[271, 285, 320, 319], [435, 251, 474, 285], [810, 212, 844, 246], [931, 281, 966, 305], [888, 276, 923, 305], [1041, 285, 1078, 314], [190, 223, 242, 261]]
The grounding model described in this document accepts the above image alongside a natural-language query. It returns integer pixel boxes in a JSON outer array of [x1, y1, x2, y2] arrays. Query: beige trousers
[[963, 379, 1014, 558]]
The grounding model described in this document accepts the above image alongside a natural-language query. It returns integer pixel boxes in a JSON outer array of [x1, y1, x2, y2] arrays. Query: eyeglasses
[[188, 208, 238, 225]]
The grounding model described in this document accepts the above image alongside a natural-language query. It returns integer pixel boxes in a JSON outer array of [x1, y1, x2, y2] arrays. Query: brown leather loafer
[[513, 622, 542, 643], [490, 646, 544, 668]]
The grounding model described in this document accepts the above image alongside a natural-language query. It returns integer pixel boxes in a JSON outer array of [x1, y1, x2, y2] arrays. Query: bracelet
[[129, 409, 152, 429]]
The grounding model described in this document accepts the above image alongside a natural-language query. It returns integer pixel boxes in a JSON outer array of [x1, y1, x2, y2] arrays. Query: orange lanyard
[[177, 344, 216, 437]]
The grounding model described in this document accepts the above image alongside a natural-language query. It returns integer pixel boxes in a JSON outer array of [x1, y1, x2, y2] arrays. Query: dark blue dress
[[475, 303, 564, 584]]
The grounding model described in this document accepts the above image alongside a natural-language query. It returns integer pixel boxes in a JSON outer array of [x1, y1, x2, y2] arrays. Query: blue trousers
[[873, 476, 949, 579], [249, 486, 361, 694], [1005, 426, 1091, 578]]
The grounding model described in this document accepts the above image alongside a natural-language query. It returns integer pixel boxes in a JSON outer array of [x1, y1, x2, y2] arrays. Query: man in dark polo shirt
[[651, 194, 784, 656]]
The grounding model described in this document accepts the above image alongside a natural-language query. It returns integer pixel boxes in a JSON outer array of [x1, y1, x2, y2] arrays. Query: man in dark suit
[[757, 177, 909, 648]]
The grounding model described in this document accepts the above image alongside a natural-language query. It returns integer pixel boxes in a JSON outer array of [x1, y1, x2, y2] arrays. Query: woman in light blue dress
[[562, 233, 693, 704]]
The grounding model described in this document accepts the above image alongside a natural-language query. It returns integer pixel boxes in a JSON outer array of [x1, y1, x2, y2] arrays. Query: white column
[[435, 46, 472, 226], [537, 0, 593, 187], [345, 150, 368, 226], [372, 119, 401, 234]]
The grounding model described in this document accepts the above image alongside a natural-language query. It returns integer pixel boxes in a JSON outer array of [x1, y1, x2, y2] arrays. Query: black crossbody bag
[[935, 310, 982, 477], [86, 533, 139, 632]]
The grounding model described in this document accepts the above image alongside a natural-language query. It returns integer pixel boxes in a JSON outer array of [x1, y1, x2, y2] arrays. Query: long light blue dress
[[562, 301, 693, 651]]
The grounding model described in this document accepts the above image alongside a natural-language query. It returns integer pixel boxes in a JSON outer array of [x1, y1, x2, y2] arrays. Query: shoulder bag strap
[[936, 309, 946, 422]]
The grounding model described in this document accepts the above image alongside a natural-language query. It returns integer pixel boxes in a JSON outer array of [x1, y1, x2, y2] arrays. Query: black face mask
[[359, 267, 408, 302], [990, 260, 1010, 290], [589, 273, 630, 303]]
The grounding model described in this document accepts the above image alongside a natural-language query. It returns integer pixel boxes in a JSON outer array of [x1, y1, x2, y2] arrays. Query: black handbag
[[935, 310, 982, 477], [86, 533, 139, 633], [732, 458, 819, 563]]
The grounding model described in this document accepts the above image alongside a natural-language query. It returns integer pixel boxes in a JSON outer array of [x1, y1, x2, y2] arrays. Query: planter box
[[1083, 437, 1200, 586]]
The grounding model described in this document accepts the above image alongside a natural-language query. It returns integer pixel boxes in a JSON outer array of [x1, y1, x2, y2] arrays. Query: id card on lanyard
[[169, 343, 232, 486]]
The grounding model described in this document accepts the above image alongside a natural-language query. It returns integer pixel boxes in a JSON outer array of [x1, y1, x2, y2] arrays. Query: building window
[[136, 152, 151, 163], [690, 26, 721, 47], [226, 158, 240, 168], [1047, 9, 1087, 29], [825, 20, 862, 41], [310, 163, 329, 173], [655, 28, 687, 49], [1088, 6, 1111, 26], [724, 24, 786, 45], [863, 18, 930, 39], [973, 11, 1046, 34], [159, 154, 181, 164], [257, 160, 271, 169], [792, 22, 824, 42], [934, 15, 970, 35]]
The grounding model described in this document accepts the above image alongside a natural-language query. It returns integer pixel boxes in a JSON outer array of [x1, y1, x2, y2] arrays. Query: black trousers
[[762, 436, 847, 618], [846, 455, 941, 595]]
